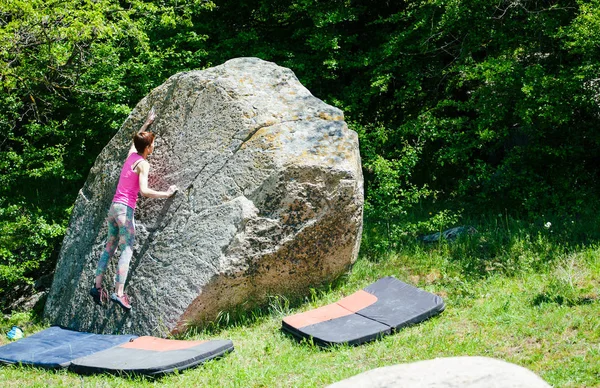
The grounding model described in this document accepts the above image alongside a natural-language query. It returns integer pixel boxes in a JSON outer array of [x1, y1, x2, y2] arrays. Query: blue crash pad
[[0, 326, 137, 369]]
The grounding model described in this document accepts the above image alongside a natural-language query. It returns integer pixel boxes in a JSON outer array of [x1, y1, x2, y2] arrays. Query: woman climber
[[90, 108, 178, 310]]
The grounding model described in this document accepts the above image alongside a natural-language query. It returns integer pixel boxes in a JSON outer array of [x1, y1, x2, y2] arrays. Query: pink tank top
[[112, 153, 144, 210]]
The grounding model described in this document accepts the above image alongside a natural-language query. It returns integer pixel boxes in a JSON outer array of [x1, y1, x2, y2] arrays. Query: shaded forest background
[[1, 0, 600, 309]]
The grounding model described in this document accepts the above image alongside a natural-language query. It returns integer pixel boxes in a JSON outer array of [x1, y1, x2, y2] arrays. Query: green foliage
[[0, 205, 64, 294], [373, 0, 600, 214]]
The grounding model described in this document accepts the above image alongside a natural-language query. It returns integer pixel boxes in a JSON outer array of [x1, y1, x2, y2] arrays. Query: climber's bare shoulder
[[135, 160, 150, 175]]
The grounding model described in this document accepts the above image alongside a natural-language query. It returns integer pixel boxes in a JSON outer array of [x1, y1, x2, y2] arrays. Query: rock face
[[44, 57, 363, 336], [327, 357, 552, 388]]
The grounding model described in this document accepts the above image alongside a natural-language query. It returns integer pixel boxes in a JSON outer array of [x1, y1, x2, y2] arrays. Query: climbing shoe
[[90, 286, 108, 306], [110, 293, 132, 311]]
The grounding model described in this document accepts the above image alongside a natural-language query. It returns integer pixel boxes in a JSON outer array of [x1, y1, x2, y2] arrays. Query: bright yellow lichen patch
[[318, 111, 343, 121]]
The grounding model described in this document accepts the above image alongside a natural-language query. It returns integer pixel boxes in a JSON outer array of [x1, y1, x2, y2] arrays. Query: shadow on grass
[[177, 273, 352, 338], [361, 211, 600, 281], [531, 293, 598, 307]]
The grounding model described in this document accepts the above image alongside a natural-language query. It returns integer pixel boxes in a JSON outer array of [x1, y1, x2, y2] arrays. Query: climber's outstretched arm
[[129, 107, 156, 156]]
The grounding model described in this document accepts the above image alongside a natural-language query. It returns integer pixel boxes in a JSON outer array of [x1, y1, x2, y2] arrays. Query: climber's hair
[[133, 131, 155, 153]]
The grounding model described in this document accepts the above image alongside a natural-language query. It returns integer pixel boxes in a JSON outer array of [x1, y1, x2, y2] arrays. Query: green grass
[[1, 216, 599, 387]]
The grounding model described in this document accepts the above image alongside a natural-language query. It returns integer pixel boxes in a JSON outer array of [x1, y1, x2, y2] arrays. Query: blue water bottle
[[7, 326, 23, 340]]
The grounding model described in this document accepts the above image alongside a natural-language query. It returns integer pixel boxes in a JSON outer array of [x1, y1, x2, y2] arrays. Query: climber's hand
[[167, 185, 178, 197], [146, 107, 156, 125]]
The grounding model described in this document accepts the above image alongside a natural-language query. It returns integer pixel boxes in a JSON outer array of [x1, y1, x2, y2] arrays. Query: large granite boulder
[[327, 357, 551, 388], [44, 57, 363, 336]]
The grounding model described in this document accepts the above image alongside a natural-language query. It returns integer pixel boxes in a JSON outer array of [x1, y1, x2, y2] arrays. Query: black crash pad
[[282, 276, 445, 346], [69, 336, 234, 376]]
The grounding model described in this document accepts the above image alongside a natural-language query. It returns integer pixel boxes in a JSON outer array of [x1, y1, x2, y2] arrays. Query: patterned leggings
[[96, 202, 135, 284]]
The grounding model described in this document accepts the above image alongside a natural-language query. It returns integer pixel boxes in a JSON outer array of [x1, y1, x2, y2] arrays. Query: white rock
[[44, 58, 363, 336], [327, 357, 551, 388]]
